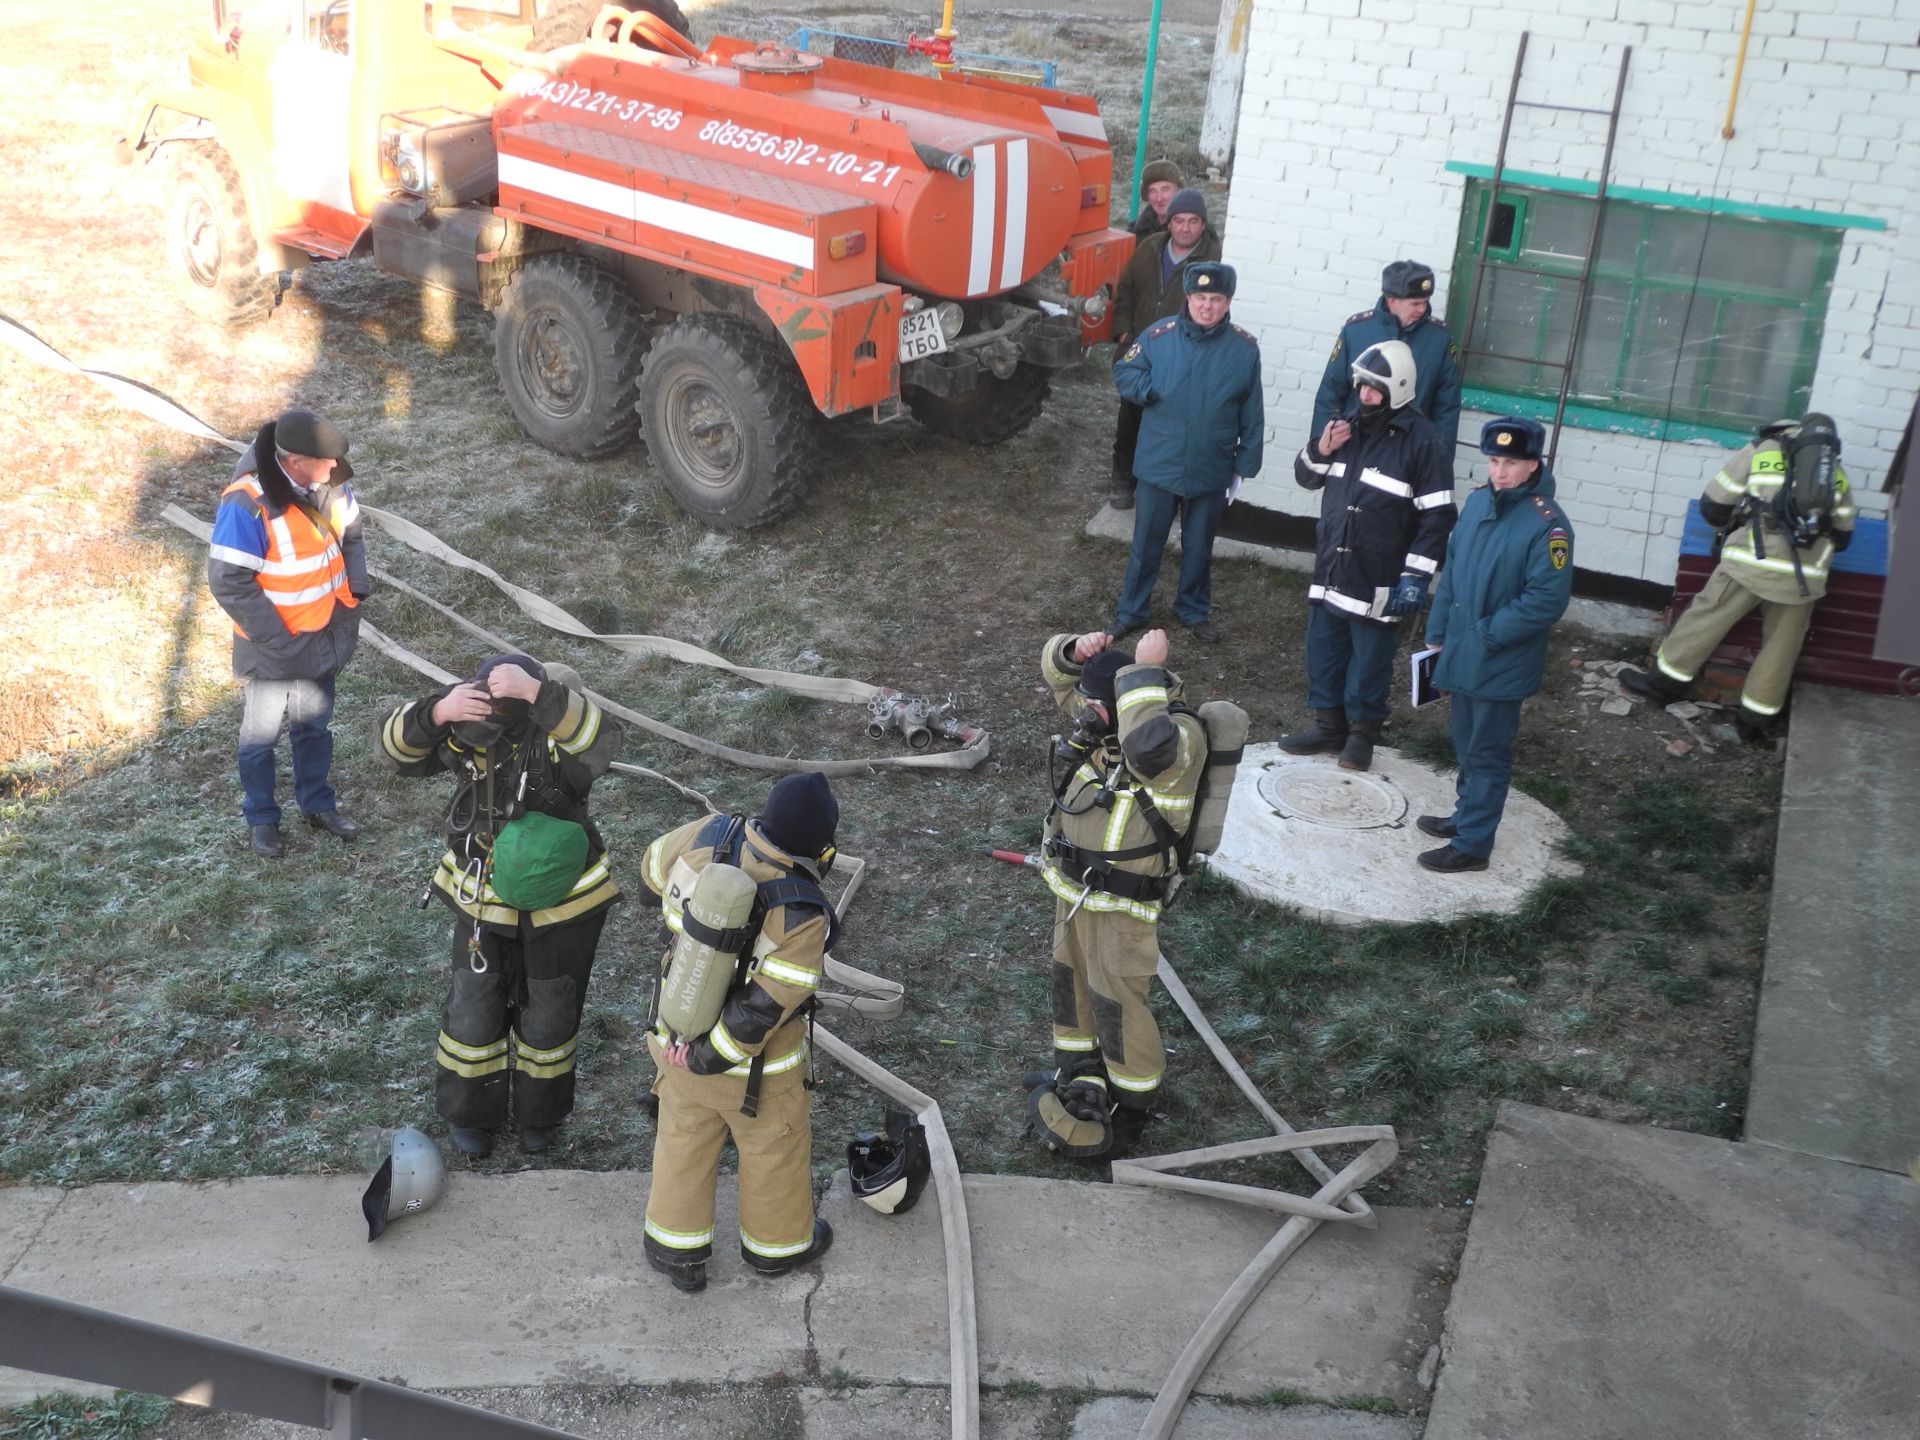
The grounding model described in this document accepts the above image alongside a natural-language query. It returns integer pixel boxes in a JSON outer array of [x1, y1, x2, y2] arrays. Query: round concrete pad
[[1210, 743, 1580, 926]]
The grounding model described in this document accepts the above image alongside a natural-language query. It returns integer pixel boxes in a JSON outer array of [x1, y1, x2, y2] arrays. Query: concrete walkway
[[0, 1167, 1458, 1414], [1744, 685, 1920, 1175]]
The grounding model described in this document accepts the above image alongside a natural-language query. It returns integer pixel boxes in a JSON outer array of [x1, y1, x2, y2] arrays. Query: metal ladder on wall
[[1455, 34, 1632, 469]]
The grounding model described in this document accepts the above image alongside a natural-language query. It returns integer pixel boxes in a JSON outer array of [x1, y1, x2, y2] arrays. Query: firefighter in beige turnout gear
[[640, 774, 841, 1294], [1026, 629, 1207, 1160], [1621, 414, 1856, 738]]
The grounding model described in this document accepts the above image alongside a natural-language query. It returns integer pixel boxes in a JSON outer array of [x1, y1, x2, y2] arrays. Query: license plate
[[899, 308, 948, 361]]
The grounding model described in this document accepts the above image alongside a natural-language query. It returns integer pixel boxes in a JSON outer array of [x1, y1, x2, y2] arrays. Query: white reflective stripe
[[1711, 469, 1747, 496], [999, 139, 1028, 289], [1320, 588, 1375, 617], [1042, 865, 1162, 923], [1358, 467, 1412, 498], [1328, 462, 1347, 476], [439, 1033, 510, 1062], [1405, 553, 1439, 575], [1414, 490, 1455, 511], [967, 143, 996, 296], [1101, 792, 1132, 853], [556, 700, 602, 755], [1655, 653, 1696, 683], [1052, 1033, 1098, 1051], [561, 857, 612, 898], [1723, 546, 1831, 578], [741, 1226, 815, 1258], [1297, 447, 1335, 476], [499, 152, 814, 271], [209, 543, 266, 571], [514, 1034, 577, 1064], [330, 494, 360, 529], [645, 1217, 715, 1249], [709, 1020, 749, 1064], [1107, 1068, 1162, 1092], [268, 513, 298, 560], [723, 1042, 808, 1078], [1041, 104, 1106, 141], [646, 837, 671, 892], [1116, 684, 1168, 713], [1741, 694, 1784, 716], [264, 576, 348, 608], [257, 543, 342, 578], [1146, 791, 1193, 813], [756, 956, 821, 990], [1307, 583, 1326, 599]]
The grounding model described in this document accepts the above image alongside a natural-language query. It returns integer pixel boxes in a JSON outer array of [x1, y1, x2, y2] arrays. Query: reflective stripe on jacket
[[213, 477, 355, 636], [1706, 439, 1856, 603]]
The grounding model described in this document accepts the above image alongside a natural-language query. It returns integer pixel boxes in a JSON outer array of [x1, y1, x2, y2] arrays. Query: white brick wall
[[1222, 0, 1919, 582]]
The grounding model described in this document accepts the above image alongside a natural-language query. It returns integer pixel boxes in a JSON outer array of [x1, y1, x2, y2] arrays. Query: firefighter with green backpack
[[1621, 413, 1857, 741], [376, 654, 624, 1159], [638, 774, 842, 1295]]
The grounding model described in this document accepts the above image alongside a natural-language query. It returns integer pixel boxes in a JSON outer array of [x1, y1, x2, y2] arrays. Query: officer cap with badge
[[1479, 416, 1546, 460], [1381, 259, 1436, 300], [1182, 262, 1236, 297]]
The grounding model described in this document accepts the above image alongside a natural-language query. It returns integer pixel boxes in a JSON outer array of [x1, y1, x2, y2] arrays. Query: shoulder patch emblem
[[1547, 525, 1571, 571], [1123, 343, 1142, 361]]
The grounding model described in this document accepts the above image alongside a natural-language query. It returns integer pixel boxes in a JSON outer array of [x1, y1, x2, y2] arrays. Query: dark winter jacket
[[206, 420, 366, 681], [1312, 298, 1464, 458], [1112, 310, 1264, 498], [1112, 227, 1223, 345], [1426, 467, 1575, 701], [1130, 205, 1168, 241], [1294, 407, 1455, 622]]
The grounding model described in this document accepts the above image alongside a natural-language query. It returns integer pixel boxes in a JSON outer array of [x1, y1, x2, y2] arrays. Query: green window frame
[[1446, 178, 1843, 443]]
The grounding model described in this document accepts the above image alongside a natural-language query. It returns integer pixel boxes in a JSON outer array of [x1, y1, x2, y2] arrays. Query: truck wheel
[[164, 143, 279, 327], [903, 364, 1052, 445], [530, 0, 690, 49], [638, 314, 819, 531], [493, 254, 649, 458]]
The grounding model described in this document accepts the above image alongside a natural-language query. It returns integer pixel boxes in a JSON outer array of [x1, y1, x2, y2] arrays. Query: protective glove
[[1382, 573, 1430, 617]]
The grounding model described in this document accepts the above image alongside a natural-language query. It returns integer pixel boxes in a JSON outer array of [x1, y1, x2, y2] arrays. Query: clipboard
[[1410, 646, 1443, 708]]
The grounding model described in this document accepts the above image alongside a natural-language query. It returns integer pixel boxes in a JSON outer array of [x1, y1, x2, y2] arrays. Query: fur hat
[[1140, 158, 1182, 189]]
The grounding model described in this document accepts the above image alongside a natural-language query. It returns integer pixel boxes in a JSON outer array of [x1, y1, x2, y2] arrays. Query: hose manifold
[[866, 693, 984, 752]]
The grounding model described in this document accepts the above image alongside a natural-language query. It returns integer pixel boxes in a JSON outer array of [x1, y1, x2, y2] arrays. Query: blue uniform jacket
[[1312, 299, 1463, 458], [1113, 310, 1264, 498], [1425, 467, 1574, 701]]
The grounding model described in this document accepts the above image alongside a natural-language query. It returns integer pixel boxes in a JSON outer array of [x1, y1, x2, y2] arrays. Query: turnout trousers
[[434, 909, 606, 1131], [1448, 694, 1523, 861], [1654, 566, 1814, 718], [1050, 897, 1164, 1110], [644, 1037, 815, 1268], [1304, 602, 1400, 729]]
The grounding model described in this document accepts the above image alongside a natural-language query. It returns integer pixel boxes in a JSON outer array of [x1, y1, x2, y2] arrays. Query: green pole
[[1131, 0, 1166, 217]]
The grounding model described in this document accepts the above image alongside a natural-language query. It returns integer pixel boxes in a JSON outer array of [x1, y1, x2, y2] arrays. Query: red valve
[[905, 32, 955, 66]]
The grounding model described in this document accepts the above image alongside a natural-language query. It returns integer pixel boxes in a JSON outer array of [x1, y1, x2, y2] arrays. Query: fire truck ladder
[[1455, 34, 1632, 470]]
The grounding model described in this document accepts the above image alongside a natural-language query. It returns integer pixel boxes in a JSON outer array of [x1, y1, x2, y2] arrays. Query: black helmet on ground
[[847, 1109, 933, 1214]]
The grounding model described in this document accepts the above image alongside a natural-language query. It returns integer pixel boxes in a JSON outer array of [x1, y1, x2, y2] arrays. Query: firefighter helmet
[[847, 1109, 934, 1214], [361, 1126, 447, 1241], [1351, 340, 1417, 412]]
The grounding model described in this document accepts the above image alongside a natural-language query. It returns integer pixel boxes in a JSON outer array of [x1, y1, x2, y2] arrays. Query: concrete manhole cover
[[1256, 760, 1408, 830]]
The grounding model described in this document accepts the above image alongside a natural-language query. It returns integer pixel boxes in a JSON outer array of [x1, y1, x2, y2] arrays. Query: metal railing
[[785, 28, 1056, 87], [0, 1286, 587, 1440]]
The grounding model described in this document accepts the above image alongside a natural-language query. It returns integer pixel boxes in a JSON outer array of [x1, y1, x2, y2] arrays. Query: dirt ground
[[0, 0, 1781, 1279]]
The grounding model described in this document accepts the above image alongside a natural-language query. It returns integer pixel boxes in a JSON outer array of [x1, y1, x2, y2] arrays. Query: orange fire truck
[[124, 0, 1133, 528]]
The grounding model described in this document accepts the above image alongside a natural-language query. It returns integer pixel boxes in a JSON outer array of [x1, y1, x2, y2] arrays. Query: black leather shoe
[[743, 1219, 834, 1276], [1417, 844, 1489, 873], [1337, 729, 1376, 771], [305, 809, 361, 841], [249, 824, 286, 859], [1618, 666, 1686, 704], [1416, 814, 1458, 838], [1185, 620, 1221, 644], [1108, 477, 1136, 511], [647, 1250, 708, 1294], [518, 1126, 557, 1154], [449, 1127, 495, 1158]]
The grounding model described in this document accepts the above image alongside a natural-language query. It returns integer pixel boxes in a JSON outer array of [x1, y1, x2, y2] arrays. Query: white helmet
[[1351, 340, 1418, 412], [362, 1126, 447, 1240]]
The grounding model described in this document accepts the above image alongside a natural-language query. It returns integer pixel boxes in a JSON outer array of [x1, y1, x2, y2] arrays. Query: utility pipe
[[1722, 0, 1759, 139], [1130, 0, 1167, 214]]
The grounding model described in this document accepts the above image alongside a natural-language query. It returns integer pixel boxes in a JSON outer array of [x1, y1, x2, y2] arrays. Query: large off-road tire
[[530, 0, 690, 50], [903, 363, 1052, 445], [637, 314, 819, 531], [493, 254, 650, 458], [164, 143, 280, 327]]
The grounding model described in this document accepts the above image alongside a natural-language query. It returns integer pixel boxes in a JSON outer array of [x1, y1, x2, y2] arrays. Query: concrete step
[[1745, 684, 1920, 1175], [0, 1166, 1457, 1414], [1424, 1102, 1920, 1440]]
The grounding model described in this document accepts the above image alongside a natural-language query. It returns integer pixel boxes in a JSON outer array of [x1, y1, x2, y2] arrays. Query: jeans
[[1304, 603, 1401, 728], [237, 674, 337, 826], [1449, 693, 1522, 859], [1115, 482, 1227, 629]]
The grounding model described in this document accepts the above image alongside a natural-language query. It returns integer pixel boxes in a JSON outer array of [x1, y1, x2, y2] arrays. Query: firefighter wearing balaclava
[[1282, 339, 1456, 771], [1025, 628, 1207, 1162], [1620, 414, 1856, 742], [638, 773, 842, 1295], [377, 654, 623, 1160]]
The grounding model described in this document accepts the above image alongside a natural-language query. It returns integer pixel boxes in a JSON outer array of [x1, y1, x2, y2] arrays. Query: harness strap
[[1044, 837, 1169, 903]]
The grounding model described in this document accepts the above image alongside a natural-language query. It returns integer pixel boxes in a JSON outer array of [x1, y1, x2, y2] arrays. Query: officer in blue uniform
[[1313, 260, 1463, 462], [1418, 418, 1573, 873]]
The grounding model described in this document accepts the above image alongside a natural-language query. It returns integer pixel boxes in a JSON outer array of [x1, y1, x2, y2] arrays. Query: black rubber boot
[[448, 1127, 494, 1158], [1108, 475, 1136, 510], [1107, 1105, 1152, 1161], [743, 1218, 834, 1276], [1735, 711, 1776, 746], [1337, 726, 1378, 772], [1278, 709, 1348, 755], [646, 1249, 708, 1294], [1619, 665, 1687, 704]]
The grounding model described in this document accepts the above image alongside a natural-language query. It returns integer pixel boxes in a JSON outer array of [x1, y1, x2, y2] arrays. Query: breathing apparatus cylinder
[[1189, 700, 1249, 860], [657, 862, 757, 1040]]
